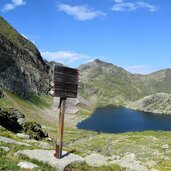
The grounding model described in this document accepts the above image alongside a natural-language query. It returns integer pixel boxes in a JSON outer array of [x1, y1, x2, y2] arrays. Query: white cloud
[[136, 2, 158, 12], [86, 59, 96, 63], [113, 0, 123, 3], [125, 65, 151, 74], [112, 1, 158, 12], [2, 3, 15, 12], [41, 51, 98, 66], [57, 3, 106, 21], [12, 0, 26, 6], [112, 2, 136, 11], [2, 0, 26, 12]]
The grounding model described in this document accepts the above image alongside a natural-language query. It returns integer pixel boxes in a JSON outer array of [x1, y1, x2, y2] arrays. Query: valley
[[0, 16, 171, 171]]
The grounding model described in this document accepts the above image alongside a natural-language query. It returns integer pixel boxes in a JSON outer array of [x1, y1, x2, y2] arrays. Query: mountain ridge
[[0, 16, 51, 97], [1, 16, 171, 114], [78, 58, 171, 107]]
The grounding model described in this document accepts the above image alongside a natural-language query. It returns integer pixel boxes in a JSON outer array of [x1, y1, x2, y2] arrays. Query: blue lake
[[77, 108, 171, 133]]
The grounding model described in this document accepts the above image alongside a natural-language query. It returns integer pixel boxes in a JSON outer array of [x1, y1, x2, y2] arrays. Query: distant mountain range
[[1, 16, 171, 114], [79, 59, 171, 107]]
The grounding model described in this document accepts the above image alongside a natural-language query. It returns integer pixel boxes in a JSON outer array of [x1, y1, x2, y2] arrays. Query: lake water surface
[[77, 108, 171, 133]]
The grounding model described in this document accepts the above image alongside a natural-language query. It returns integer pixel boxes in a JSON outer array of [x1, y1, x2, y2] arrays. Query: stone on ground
[[110, 153, 149, 171], [85, 153, 108, 167], [150, 169, 160, 171], [123, 153, 136, 162], [161, 144, 169, 149], [146, 160, 156, 168], [0, 135, 30, 146], [16, 133, 30, 139], [0, 146, 10, 151], [15, 149, 84, 171], [17, 162, 38, 169], [24, 139, 53, 149]]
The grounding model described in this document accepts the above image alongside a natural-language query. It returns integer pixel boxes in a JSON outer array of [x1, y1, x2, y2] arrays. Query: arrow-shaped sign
[[66, 98, 79, 106], [53, 97, 79, 115], [65, 98, 79, 114], [65, 106, 79, 115]]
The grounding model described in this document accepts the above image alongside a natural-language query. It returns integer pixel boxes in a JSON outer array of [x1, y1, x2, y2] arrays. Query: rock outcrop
[[0, 107, 48, 139], [24, 121, 48, 140], [0, 108, 25, 132], [127, 93, 171, 114], [0, 16, 51, 98]]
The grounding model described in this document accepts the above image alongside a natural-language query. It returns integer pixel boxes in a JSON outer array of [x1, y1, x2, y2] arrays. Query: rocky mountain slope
[[79, 59, 144, 106], [1, 16, 171, 114], [79, 59, 171, 108], [0, 16, 51, 98], [127, 93, 171, 114]]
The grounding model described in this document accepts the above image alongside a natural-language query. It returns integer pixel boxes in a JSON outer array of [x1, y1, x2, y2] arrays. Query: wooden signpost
[[51, 65, 79, 159]]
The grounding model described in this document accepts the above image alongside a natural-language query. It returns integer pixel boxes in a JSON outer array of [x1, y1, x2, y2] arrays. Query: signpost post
[[51, 65, 79, 159]]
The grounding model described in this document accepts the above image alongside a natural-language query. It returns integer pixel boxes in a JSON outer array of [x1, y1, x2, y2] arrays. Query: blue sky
[[0, 0, 171, 74]]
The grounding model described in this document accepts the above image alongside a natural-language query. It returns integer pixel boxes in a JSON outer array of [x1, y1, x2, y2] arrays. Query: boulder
[[24, 139, 53, 149], [85, 153, 108, 167], [161, 144, 169, 149], [24, 121, 48, 140], [0, 146, 10, 151], [15, 149, 84, 171], [0, 108, 25, 133], [0, 108, 48, 140], [17, 162, 38, 169], [0, 135, 30, 146]]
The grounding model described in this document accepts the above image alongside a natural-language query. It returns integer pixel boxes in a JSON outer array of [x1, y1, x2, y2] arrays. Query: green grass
[[65, 163, 121, 171], [0, 90, 56, 128], [0, 127, 21, 141], [0, 145, 55, 171], [0, 97, 11, 108], [63, 130, 171, 170], [0, 127, 55, 171], [1, 123, 171, 171], [28, 94, 53, 109], [1, 87, 171, 170]]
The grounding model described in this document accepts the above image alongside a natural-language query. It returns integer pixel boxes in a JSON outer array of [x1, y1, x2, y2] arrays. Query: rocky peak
[[44, 60, 63, 70], [79, 59, 116, 72], [0, 16, 51, 97]]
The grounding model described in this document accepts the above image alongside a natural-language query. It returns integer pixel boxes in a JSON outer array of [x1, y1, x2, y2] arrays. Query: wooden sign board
[[53, 65, 79, 98]]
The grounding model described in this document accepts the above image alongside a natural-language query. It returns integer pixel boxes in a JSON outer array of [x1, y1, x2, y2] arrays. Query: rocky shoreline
[[127, 93, 171, 115]]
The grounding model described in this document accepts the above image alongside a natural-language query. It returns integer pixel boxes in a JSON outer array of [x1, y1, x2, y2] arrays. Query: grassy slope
[[1, 126, 171, 171], [0, 90, 55, 127], [0, 91, 171, 171], [0, 16, 37, 54], [79, 60, 147, 107], [64, 130, 171, 171], [79, 60, 171, 107], [0, 127, 56, 171]]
